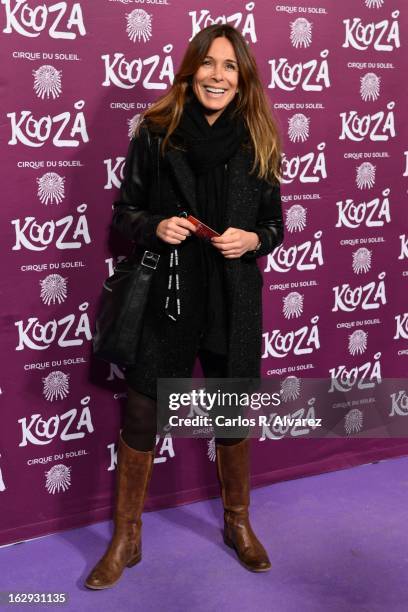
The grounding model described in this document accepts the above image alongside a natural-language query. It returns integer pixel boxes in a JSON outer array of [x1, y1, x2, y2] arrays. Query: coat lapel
[[166, 148, 199, 216]]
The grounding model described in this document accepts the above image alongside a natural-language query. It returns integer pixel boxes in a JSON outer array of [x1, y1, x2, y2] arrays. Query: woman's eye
[[226, 63, 237, 70], [203, 59, 212, 66]]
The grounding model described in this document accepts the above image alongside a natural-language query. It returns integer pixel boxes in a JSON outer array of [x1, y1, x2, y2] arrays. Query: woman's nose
[[212, 65, 224, 81]]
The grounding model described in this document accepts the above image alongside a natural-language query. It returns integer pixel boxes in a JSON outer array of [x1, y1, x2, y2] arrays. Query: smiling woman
[[86, 23, 284, 590]]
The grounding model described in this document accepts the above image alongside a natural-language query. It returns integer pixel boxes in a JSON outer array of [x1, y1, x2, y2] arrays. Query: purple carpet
[[1, 456, 408, 612]]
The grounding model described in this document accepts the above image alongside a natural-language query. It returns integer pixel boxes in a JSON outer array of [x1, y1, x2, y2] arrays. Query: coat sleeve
[[242, 179, 284, 261], [111, 126, 167, 252]]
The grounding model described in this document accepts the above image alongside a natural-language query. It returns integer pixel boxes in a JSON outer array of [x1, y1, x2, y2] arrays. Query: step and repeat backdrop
[[1, 0, 408, 545]]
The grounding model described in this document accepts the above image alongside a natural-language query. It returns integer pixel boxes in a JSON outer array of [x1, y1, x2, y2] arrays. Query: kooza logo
[[101, 46, 174, 90], [268, 50, 330, 92], [343, 11, 400, 51], [126, 9, 152, 43], [1, 0, 86, 39], [11, 204, 91, 251], [265, 231, 324, 273], [37, 172, 65, 205], [332, 272, 386, 312], [189, 3, 257, 42], [18, 396, 94, 446], [259, 401, 318, 441], [33, 65, 62, 100], [15, 302, 92, 351], [335, 189, 391, 228], [7, 100, 89, 147], [262, 316, 320, 359], [339, 101, 396, 143], [290, 18, 313, 49], [329, 352, 382, 392], [282, 142, 327, 184]]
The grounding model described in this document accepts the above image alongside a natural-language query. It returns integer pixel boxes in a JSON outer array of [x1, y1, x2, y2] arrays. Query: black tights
[[122, 348, 246, 451]]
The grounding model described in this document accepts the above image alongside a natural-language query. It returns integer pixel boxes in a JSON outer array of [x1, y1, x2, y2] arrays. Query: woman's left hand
[[211, 228, 260, 258]]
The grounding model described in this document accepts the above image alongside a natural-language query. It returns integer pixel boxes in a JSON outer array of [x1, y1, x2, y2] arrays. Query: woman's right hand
[[156, 216, 196, 245]]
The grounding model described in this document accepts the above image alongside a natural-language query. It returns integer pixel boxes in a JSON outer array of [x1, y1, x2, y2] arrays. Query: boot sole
[[84, 554, 142, 590], [223, 533, 272, 573]]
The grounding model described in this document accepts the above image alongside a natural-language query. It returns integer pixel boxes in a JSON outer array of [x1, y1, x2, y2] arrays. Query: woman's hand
[[156, 216, 196, 245], [211, 228, 260, 258]]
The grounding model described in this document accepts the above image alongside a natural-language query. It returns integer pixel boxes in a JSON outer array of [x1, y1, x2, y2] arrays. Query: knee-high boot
[[84, 433, 154, 589], [216, 439, 271, 572]]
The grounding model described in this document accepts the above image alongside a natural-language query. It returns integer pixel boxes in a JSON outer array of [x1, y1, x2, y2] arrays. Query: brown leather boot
[[216, 439, 271, 572], [84, 433, 154, 589]]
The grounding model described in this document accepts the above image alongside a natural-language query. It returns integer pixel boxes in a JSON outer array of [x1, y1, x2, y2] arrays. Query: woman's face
[[192, 37, 239, 124]]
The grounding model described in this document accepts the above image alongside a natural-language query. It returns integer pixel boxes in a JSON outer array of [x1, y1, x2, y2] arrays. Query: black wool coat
[[111, 123, 284, 399]]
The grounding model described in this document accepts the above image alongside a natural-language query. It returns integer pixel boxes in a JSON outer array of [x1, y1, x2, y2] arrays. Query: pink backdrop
[[1, 0, 408, 546]]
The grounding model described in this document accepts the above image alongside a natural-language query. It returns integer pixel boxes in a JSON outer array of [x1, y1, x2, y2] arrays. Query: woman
[[85, 24, 284, 589]]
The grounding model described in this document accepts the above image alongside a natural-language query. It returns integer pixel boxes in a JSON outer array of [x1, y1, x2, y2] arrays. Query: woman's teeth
[[204, 87, 226, 96]]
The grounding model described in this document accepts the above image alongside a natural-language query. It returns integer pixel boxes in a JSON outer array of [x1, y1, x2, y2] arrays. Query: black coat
[[111, 124, 284, 399]]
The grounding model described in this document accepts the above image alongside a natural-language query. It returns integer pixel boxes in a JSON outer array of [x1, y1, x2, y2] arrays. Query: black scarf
[[172, 92, 247, 355]]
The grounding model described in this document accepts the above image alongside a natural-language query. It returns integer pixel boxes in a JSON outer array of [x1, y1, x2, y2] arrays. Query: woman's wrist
[[249, 232, 261, 252]]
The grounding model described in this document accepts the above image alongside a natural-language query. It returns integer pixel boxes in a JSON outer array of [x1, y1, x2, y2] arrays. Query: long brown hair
[[138, 24, 282, 184]]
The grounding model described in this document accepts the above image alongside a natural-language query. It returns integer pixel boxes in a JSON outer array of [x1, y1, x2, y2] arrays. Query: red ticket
[[186, 215, 220, 240]]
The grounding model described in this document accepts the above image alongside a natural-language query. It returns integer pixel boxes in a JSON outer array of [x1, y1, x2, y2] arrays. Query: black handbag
[[92, 249, 160, 366], [93, 130, 162, 366]]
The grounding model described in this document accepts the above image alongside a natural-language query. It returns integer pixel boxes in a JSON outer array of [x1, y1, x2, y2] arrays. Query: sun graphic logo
[[45, 464, 71, 494], [42, 371, 70, 402], [280, 376, 301, 402], [360, 73, 381, 102], [283, 291, 304, 319], [290, 18, 313, 48], [356, 162, 376, 189], [40, 274, 68, 306], [348, 330, 367, 356], [126, 9, 152, 43], [344, 408, 363, 435], [207, 437, 216, 462], [37, 172, 65, 205], [32, 65, 62, 100], [365, 0, 384, 8], [352, 247, 372, 274], [285, 204, 307, 233], [128, 113, 142, 139], [288, 114, 310, 143]]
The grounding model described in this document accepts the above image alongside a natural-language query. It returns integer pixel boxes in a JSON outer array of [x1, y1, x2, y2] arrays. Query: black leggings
[[122, 348, 246, 451]]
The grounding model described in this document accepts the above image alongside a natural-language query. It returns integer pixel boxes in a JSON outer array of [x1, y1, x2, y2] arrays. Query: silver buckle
[[141, 251, 160, 269]]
